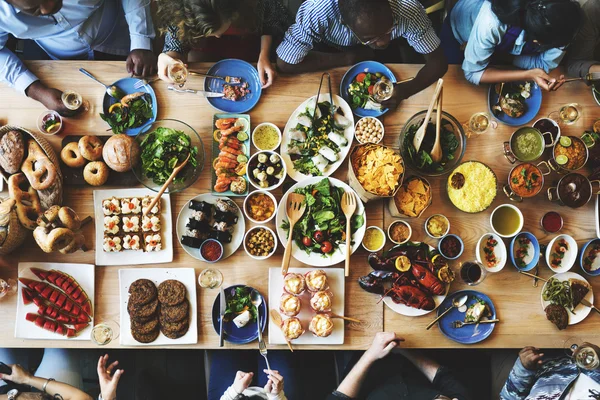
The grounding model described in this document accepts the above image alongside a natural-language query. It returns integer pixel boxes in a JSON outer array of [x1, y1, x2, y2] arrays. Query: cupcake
[[283, 273, 306, 296], [305, 270, 328, 292], [279, 293, 301, 317], [310, 291, 333, 312], [309, 314, 334, 338], [281, 317, 304, 340]]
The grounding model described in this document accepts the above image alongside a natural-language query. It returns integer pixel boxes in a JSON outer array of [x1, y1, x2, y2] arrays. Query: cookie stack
[[127, 278, 190, 343]]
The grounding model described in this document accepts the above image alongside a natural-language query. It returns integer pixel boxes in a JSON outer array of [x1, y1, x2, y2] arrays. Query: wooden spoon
[[143, 153, 190, 217], [270, 309, 293, 352], [341, 191, 357, 277], [430, 87, 443, 163], [412, 78, 443, 152], [281, 193, 306, 275], [329, 312, 361, 323]]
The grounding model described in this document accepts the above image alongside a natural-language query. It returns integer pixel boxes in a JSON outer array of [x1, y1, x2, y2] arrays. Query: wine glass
[[549, 103, 582, 126], [168, 61, 188, 88], [198, 269, 223, 289], [61, 90, 92, 114], [463, 112, 497, 137], [564, 337, 600, 370], [91, 320, 120, 346], [0, 278, 17, 299]]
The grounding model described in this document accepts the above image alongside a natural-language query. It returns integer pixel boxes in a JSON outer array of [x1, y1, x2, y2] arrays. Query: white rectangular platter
[[93, 188, 173, 266], [16, 262, 95, 341], [268, 267, 345, 345], [119, 268, 198, 346]]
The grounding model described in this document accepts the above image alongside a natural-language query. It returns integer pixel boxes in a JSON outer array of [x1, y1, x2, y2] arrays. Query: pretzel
[[21, 140, 57, 190], [33, 226, 75, 253], [8, 173, 41, 230], [59, 232, 86, 254]]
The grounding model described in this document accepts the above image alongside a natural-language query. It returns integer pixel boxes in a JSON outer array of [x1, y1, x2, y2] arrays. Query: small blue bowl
[[510, 232, 539, 271], [579, 239, 600, 276], [438, 234, 464, 260], [340, 61, 397, 118], [198, 239, 224, 263]]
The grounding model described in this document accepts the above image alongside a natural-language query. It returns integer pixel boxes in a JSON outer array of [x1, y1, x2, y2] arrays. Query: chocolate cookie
[[131, 327, 159, 343], [161, 323, 189, 339], [160, 299, 189, 323], [131, 317, 159, 335], [128, 279, 157, 307], [159, 313, 188, 333], [157, 280, 186, 306], [128, 298, 159, 320]]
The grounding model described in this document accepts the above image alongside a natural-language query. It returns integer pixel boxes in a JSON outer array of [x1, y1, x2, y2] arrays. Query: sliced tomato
[[368, 85, 375, 95], [356, 73, 367, 83]]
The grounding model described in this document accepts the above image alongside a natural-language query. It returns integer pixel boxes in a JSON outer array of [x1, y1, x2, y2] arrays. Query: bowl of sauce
[[503, 127, 551, 164], [503, 161, 551, 201], [387, 220, 412, 245], [362, 226, 386, 252], [252, 123, 282, 151], [533, 118, 560, 147], [541, 211, 563, 233], [490, 204, 523, 238], [439, 234, 464, 260], [199, 239, 224, 263]]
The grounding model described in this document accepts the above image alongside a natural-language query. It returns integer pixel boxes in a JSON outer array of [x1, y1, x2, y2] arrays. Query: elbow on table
[[276, 57, 298, 74], [463, 69, 482, 86]]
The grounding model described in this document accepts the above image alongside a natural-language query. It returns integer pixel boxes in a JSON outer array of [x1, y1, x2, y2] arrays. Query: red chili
[[201, 240, 222, 261]]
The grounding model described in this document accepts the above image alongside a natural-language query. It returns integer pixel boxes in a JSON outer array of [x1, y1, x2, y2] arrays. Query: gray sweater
[[566, 0, 600, 78]]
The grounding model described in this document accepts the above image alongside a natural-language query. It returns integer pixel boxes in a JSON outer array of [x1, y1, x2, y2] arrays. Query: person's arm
[[221, 371, 254, 400], [258, 35, 277, 88], [97, 355, 124, 400], [0, 364, 91, 400], [566, 0, 600, 79], [121, 0, 157, 76], [334, 332, 400, 398], [500, 347, 544, 400]]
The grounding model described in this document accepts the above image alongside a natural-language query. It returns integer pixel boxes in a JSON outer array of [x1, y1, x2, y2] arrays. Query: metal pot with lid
[[547, 172, 600, 208]]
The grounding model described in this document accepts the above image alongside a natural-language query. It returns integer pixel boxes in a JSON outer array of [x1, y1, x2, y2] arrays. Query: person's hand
[[126, 49, 158, 77], [363, 332, 401, 364], [258, 56, 277, 89], [0, 364, 33, 385], [526, 68, 559, 91], [157, 53, 186, 83], [263, 369, 284, 394], [25, 81, 79, 117], [519, 346, 544, 370], [548, 74, 566, 91], [232, 371, 253, 394], [381, 81, 411, 111], [97, 354, 124, 400]]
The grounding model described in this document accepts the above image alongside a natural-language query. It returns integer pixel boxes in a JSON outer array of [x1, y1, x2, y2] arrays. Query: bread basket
[[0, 197, 27, 255]]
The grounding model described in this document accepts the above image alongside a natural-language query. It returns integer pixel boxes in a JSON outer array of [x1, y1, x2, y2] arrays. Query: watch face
[[7, 389, 18, 395]]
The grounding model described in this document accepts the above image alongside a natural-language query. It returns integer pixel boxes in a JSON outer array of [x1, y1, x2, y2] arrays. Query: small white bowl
[[545, 234, 578, 273], [424, 214, 450, 239], [244, 225, 278, 260], [252, 122, 282, 151], [362, 226, 386, 252], [246, 150, 287, 191], [476, 233, 507, 273], [355, 117, 385, 144], [490, 204, 523, 238], [387, 220, 412, 245], [243, 190, 278, 224]]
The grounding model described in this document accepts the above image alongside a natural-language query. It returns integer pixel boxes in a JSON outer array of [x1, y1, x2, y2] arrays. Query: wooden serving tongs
[[430, 86, 444, 163], [270, 309, 294, 352], [143, 153, 190, 217], [413, 78, 444, 153], [281, 193, 306, 275]]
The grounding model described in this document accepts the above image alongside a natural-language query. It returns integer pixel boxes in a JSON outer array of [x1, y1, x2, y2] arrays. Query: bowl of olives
[[247, 151, 287, 191]]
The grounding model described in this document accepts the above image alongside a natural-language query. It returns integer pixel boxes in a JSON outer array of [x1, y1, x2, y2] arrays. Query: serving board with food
[[119, 268, 198, 346], [211, 114, 251, 196], [16, 262, 94, 341]]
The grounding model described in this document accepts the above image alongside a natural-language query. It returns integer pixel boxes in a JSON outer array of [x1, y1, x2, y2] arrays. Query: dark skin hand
[[519, 346, 545, 370], [126, 49, 158, 77], [381, 47, 448, 110], [25, 81, 81, 117]]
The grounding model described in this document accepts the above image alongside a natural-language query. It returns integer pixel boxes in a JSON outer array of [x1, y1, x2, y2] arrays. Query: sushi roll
[[209, 230, 232, 244], [289, 129, 307, 142], [212, 221, 230, 232], [180, 236, 203, 248], [189, 200, 212, 213], [328, 131, 348, 147], [318, 146, 338, 162], [215, 198, 237, 214], [214, 209, 238, 225], [311, 154, 328, 173], [187, 218, 210, 232], [191, 210, 209, 222]]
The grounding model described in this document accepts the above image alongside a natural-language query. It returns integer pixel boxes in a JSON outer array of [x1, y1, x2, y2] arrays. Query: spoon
[[251, 289, 271, 371], [492, 83, 504, 116], [413, 78, 443, 152], [430, 87, 443, 163], [79, 68, 125, 99], [426, 294, 468, 330], [143, 153, 191, 216]]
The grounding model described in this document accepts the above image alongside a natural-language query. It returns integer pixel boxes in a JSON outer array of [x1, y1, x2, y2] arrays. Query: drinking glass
[[61, 90, 91, 114], [168, 61, 188, 87], [564, 337, 600, 370], [549, 103, 582, 126], [372, 77, 394, 103], [463, 112, 497, 137], [91, 320, 120, 346], [459, 261, 487, 286], [0, 278, 17, 299], [198, 268, 223, 289]]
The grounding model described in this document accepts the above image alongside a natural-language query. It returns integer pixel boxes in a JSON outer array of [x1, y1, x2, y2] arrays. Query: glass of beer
[[459, 261, 487, 286]]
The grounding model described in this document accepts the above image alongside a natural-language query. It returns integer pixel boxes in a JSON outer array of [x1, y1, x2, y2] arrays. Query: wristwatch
[[7, 389, 19, 400]]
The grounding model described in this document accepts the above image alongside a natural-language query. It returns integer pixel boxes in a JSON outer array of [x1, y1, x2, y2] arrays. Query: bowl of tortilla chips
[[389, 176, 432, 218], [348, 143, 405, 202]]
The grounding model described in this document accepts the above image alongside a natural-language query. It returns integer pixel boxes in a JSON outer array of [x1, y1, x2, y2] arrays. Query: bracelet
[[42, 378, 55, 393]]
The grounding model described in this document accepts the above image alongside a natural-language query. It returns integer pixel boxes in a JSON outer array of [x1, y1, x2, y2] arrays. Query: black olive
[[258, 164, 267, 171]]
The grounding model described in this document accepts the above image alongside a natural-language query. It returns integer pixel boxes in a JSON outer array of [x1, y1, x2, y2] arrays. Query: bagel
[[84, 161, 109, 186], [8, 173, 41, 230], [33, 226, 75, 253], [21, 140, 57, 191], [103, 134, 140, 172], [59, 232, 85, 254], [61, 142, 86, 168], [78, 135, 104, 161], [37, 205, 81, 231]]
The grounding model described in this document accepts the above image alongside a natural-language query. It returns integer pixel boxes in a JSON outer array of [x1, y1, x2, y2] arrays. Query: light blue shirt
[[450, 0, 565, 84], [0, 0, 155, 94]]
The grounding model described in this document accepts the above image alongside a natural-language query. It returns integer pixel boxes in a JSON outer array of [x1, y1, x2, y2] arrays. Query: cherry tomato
[[320, 241, 333, 253], [368, 85, 375, 95], [302, 236, 312, 247], [313, 230, 325, 243], [356, 73, 367, 83]]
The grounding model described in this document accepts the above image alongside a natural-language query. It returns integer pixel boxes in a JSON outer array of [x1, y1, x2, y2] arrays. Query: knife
[[219, 287, 226, 347], [167, 85, 225, 97], [580, 298, 600, 315]]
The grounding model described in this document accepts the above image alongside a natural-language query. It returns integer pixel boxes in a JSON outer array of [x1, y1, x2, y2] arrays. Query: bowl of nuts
[[355, 117, 384, 144], [244, 226, 278, 260]]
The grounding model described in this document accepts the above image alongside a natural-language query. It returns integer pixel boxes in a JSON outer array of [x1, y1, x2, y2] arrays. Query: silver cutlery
[[134, 78, 160, 89], [426, 294, 468, 330], [79, 68, 124, 99], [452, 319, 500, 328], [188, 70, 242, 84], [167, 86, 225, 98], [251, 289, 271, 371], [219, 286, 226, 347]]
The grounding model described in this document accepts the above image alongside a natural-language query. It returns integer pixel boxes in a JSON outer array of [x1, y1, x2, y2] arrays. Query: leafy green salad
[[140, 127, 198, 185], [224, 286, 257, 323], [348, 72, 385, 110], [100, 93, 153, 134], [282, 178, 364, 257], [404, 121, 460, 173]]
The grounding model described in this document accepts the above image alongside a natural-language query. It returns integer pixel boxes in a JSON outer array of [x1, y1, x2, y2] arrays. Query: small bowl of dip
[[362, 226, 386, 252], [387, 220, 412, 245], [199, 239, 224, 263], [438, 234, 464, 260], [252, 123, 282, 151], [425, 214, 450, 239]]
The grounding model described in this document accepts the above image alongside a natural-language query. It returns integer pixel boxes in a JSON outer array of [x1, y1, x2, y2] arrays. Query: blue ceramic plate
[[487, 82, 542, 126], [437, 290, 497, 344], [212, 285, 267, 344], [580, 239, 600, 276], [340, 61, 397, 118], [102, 78, 157, 136], [203, 59, 262, 113], [510, 232, 540, 271]]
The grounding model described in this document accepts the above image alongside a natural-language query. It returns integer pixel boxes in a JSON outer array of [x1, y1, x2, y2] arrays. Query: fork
[[133, 78, 160, 90], [341, 191, 357, 277], [258, 337, 271, 372], [452, 319, 499, 328], [188, 70, 242, 84]]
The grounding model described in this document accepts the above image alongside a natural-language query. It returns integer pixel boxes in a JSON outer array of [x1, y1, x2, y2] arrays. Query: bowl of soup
[[252, 123, 282, 151], [503, 127, 551, 164], [503, 162, 551, 201], [490, 204, 523, 238]]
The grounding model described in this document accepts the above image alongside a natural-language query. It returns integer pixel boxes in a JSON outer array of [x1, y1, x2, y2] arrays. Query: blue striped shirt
[[276, 0, 440, 64]]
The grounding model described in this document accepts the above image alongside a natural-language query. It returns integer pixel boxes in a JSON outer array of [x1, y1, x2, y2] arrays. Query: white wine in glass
[[573, 343, 600, 370], [372, 78, 394, 103], [198, 269, 223, 289], [168, 62, 188, 87], [558, 103, 581, 125], [61, 90, 83, 111], [91, 321, 120, 346], [469, 112, 495, 134]]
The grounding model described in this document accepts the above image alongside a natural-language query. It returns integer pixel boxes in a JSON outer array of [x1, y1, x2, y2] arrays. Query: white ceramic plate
[[268, 267, 344, 345], [476, 233, 507, 272], [275, 177, 366, 267], [546, 234, 577, 273], [176, 193, 245, 261], [16, 262, 95, 341], [119, 268, 198, 346], [281, 94, 355, 182], [93, 188, 173, 266], [541, 272, 593, 326]]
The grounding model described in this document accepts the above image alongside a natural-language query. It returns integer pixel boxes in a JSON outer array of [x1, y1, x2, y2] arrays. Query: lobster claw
[[358, 270, 400, 294]]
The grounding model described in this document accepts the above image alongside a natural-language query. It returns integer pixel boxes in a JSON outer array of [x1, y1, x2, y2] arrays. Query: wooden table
[[0, 62, 599, 349]]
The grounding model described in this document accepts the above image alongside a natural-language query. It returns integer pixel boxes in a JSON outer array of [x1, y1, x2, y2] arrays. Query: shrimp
[[216, 160, 237, 169], [121, 92, 146, 106], [215, 118, 236, 130], [220, 146, 242, 156], [220, 125, 243, 137], [218, 152, 238, 161], [214, 176, 233, 192]]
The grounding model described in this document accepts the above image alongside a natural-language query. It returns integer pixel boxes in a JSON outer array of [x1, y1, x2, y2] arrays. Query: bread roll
[[0, 130, 25, 174], [103, 134, 140, 172]]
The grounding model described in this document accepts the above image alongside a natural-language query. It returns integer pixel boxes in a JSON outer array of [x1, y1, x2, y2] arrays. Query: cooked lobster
[[389, 285, 435, 311], [411, 263, 445, 296], [358, 271, 401, 294]]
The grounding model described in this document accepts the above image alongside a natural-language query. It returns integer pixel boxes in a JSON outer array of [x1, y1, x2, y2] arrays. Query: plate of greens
[[211, 285, 267, 344], [101, 77, 157, 136], [281, 94, 354, 182], [133, 119, 204, 193], [340, 61, 396, 118], [275, 177, 366, 267]]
